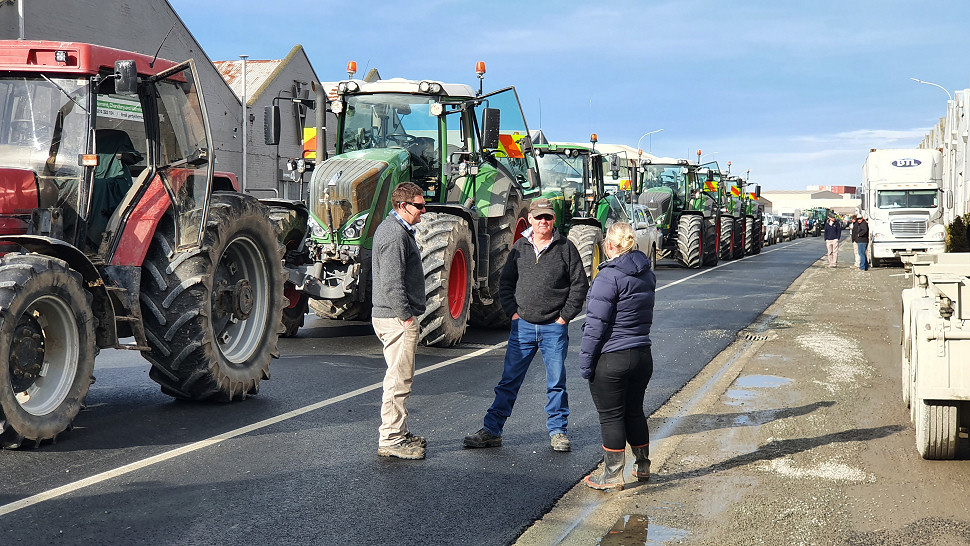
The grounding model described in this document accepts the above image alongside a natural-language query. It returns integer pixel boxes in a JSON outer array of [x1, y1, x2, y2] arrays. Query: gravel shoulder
[[518, 241, 970, 545]]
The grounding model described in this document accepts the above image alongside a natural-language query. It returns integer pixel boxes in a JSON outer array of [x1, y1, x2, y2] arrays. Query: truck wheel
[[0, 255, 95, 448], [415, 212, 474, 347], [281, 284, 308, 337], [915, 399, 958, 459], [568, 224, 605, 280], [702, 218, 718, 266], [719, 217, 734, 260], [744, 217, 755, 255], [649, 244, 658, 271], [469, 193, 529, 328], [732, 218, 744, 259], [676, 215, 703, 269], [140, 193, 284, 401]]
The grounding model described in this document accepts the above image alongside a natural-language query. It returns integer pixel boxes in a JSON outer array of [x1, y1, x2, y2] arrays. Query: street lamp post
[[636, 129, 663, 156], [910, 77, 952, 101]]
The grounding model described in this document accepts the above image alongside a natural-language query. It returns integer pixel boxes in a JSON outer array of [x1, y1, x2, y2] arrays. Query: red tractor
[[0, 41, 285, 448]]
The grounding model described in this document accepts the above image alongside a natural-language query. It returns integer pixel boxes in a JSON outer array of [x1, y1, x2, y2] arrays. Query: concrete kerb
[[515, 254, 825, 545]]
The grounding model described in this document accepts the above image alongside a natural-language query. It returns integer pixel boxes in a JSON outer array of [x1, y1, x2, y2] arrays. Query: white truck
[[861, 149, 946, 266]]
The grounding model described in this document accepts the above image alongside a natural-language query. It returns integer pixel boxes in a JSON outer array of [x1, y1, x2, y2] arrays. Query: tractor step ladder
[[103, 284, 151, 351]]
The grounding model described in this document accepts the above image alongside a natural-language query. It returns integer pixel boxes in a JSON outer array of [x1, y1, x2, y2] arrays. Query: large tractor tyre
[[415, 213, 474, 347], [0, 255, 96, 449], [719, 218, 734, 261], [751, 217, 764, 255], [731, 218, 745, 259], [568, 224, 605, 281], [744, 217, 755, 255], [915, 399, 959, 460], [676, 215, 703, 269], [309, 291, 371, 322], [469, 194, 529, 329], [281, 286, 309, 338], [702, 218, 719, 266], [140, 193, 284, 402]]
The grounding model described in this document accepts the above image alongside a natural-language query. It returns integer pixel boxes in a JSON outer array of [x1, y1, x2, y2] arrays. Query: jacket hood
[[600, 249, 651, 276]]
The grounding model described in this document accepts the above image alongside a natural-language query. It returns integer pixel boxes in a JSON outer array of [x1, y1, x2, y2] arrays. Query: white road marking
[[0, 241, 798, 517]]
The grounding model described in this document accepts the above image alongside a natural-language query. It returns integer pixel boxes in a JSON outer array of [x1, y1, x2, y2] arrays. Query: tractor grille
[[890, 219, 927, 237], [309, 158, 386, 230]]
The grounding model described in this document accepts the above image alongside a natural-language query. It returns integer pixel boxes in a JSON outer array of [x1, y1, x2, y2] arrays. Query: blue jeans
[[483, 318, 569, 437], [856, 242, 869, 270]]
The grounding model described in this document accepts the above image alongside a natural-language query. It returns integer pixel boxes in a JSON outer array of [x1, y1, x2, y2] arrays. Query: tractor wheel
[[415, 212, 474, 347], [719, 217, 734, 260], [469, 193, 529, 329], [732, 218, 745, 259], [568, 224, 605, 281], [676, 215, 703, 269], [751, 217, 763, 255], [0, 255, 95, 449], [281, 285, 308, 337], [309, 292, 371, 321], [140, 193, 284, 401], [915, 399, 959, 459], [744, 217, 755, 255], [702, 218, 718, 266]]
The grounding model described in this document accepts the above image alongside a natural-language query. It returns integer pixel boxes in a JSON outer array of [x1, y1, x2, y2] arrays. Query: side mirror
[[114, 60, 137, 95], [754, 184, 761, 199], [264, 105, 281, 146], [526, 168, 539, 189], [481, 108, 500, 150]]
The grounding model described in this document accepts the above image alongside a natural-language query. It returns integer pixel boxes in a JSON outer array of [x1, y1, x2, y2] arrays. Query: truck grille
[[890, 219, 927, 237]]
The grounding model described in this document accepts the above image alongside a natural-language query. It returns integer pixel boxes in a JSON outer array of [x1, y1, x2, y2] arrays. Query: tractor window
[[153, 66, 212, 249], [94, 92, 148, 173], [475, 87, 538, 188], [536, 151, 584, 196]]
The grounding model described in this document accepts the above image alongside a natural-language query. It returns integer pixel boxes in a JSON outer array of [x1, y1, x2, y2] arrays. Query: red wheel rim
[[284, 283, 301, 309], [448, 248, 468, 319], [513, 217, 528, 242]]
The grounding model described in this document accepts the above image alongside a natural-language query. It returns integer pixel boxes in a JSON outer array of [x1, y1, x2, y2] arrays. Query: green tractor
[[732, 174, 763, 255], [288, 66, 541, 347], [533, 137, 643, 279], [638, 156, 719, 268]]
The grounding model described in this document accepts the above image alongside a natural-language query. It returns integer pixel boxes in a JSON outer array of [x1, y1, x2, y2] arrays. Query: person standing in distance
[[579, 222, 656, 490], [852, 215, 870, 271], [823, 215, 843, 268], [463, 197, 589, 452], [372, 182, 427, 460]]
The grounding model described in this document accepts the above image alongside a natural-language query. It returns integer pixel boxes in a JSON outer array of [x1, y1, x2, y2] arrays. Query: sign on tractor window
[[97, 97, 143, 122]]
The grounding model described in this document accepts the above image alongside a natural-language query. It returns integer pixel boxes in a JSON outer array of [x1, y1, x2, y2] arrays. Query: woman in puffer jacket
[[580, 222, 656, 491]]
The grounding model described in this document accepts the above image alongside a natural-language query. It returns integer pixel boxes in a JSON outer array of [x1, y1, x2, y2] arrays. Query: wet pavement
[[517, 240, 970, 545]]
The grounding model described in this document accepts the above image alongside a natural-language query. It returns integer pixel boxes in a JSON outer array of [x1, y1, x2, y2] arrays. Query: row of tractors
[[0, 41, 764, 448]]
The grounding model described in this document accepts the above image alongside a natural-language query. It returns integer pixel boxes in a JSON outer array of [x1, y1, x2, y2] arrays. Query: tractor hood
[[307, 148, 409, 235], [639, 187, 673, 222]]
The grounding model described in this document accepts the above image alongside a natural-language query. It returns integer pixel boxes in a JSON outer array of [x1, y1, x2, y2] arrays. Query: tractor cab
[[0, 42, 215, 262]]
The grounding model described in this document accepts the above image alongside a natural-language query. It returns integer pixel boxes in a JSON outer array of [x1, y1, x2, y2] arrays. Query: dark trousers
[[587, 345, 653, 450]]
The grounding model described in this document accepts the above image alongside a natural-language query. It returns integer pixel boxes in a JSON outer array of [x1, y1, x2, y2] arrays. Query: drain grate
[[738, 332, 770, 341]]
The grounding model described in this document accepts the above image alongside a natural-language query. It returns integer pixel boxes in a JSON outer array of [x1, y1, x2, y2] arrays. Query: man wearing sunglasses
[[372, 182, 428, 459], [464, 197, 589, 453]]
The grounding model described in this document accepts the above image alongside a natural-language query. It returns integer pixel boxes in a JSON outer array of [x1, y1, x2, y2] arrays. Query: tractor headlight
[[309, 216, 328, 240], [342, 213, 369, 239]]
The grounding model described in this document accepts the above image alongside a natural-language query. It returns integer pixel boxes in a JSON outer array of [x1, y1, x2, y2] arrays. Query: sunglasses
[[402, 201, 426, 211], [534, 214, 554, 221]]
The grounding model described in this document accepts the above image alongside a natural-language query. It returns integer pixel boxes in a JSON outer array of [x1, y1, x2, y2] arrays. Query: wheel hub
[[10, 316, 45, 393], [214, 279, 255, 321]]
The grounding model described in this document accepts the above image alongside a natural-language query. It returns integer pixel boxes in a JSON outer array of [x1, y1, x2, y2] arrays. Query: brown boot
[[631, 443, 651, 481], [584, 447, 625, 491]]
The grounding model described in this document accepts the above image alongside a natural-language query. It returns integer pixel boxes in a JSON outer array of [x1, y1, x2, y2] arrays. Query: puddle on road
[[598, 514, 689, 545], [724, 375, 792, 406]]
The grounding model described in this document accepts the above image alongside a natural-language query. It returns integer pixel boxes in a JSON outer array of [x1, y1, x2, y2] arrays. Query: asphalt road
[[0, 235, 831, 545]]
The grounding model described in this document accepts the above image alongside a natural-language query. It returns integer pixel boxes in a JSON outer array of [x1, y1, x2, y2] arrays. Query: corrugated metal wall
[[921, 90, 970, 224]]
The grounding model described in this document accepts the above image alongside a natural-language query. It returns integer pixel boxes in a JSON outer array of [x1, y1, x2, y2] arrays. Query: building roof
[[214, 44, 315, 105]]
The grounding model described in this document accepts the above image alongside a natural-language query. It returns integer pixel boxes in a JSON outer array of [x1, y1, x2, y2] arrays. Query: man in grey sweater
[[372, 182, 427, 460]]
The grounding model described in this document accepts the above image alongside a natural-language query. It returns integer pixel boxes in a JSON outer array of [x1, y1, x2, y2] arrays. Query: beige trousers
[[825, 239, 840, 267], [372, 316, 420, 447]]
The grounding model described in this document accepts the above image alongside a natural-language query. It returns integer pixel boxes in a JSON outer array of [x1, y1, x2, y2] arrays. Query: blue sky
[[169, 0, 970, 191]]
